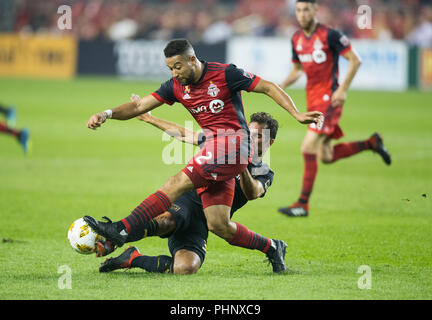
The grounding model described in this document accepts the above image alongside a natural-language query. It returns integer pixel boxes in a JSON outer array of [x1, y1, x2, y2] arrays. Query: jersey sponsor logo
[[207, 81, 220, 97], [189, 99, 224, 114], [312, 49, 327, 64], [298, 53, 314, 63], [209, 99, 224, 114], [190, 105, 207, 114]]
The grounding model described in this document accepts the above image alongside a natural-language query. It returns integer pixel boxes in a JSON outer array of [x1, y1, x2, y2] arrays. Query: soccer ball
[[67, 218, 103, 254]]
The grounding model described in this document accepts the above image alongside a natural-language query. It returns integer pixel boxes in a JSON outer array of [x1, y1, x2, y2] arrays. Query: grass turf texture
[[0, 76, 431, 300]]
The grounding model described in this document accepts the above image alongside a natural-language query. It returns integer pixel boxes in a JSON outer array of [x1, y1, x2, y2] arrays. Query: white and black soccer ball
[[67, 217, 103, 254]]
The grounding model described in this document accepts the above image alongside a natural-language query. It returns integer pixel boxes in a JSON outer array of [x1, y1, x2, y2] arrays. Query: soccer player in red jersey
[[83, 39, 322, 265], [278, 0, 391, 217]]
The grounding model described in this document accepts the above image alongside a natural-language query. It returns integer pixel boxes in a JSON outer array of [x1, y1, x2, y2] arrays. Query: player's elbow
[[244, 187, 264, 200], [352, 56, 362, 69]]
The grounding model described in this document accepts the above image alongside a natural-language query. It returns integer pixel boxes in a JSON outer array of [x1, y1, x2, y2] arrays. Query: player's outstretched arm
[[132, 94, 200, 146], [279, 62, 303, 90], [86, 94, 163, 130], [252, 79, 323, 126]]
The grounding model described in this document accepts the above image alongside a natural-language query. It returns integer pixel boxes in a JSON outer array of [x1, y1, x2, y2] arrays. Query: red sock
[[297, 153, 318, 206], [228, 222, 272, 253], [331, 140, 372, 163], [121, 190, 171, 234], [0, 122, 18, 136]]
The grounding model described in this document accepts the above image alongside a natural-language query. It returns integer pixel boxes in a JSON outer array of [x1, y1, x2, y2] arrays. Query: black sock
[[125, 219, 159, 242], [131, 255, 173, 273]]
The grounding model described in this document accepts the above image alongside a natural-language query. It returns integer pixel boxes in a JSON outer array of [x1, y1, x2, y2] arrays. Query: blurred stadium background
[[0, 0, 431, 88], [1, 0, 431, 300]]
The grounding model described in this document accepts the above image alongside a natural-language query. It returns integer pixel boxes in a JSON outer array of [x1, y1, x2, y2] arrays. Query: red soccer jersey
[[152, 62, 261, 136], [291, 23, 352, 109]]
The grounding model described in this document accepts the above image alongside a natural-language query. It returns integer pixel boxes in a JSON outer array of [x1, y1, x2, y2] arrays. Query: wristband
[[103, 109, 113, 119]]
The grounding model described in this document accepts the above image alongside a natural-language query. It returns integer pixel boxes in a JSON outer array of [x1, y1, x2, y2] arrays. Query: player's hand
[[331, 87, 347, 107], [86, 112, 108, 130], [136, 111, 152, 122], [296, 111, 324, 127]]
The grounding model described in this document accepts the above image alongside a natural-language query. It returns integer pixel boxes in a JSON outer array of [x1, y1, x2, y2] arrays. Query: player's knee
[[320, 155, 333, 164], [173, 260, 200, 275], [207, 220, 230, 238]]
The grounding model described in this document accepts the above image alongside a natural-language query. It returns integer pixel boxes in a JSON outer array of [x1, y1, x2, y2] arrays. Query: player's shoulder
[[319, 23, 345, 38], [207, 61, 229, 71]]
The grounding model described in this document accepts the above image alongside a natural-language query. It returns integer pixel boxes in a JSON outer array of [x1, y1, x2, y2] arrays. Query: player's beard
[[301, 18, 316, 33], [178, 69, 196, 86]]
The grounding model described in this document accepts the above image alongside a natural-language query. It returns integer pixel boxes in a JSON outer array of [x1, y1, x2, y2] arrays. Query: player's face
[[166, 55, 196, 86], [249, 122, 274, 157], [295, 3, 317, 30]]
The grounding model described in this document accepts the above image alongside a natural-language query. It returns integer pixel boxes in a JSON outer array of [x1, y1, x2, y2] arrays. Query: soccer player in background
[[95, 110, 283, 274], [278, 0, 391, 217], [0, 104, 30, 154], [84, 39, 322, 266]]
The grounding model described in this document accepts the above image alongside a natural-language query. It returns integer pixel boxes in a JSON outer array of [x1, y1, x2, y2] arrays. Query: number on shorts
[[195, 151, 213, 165]]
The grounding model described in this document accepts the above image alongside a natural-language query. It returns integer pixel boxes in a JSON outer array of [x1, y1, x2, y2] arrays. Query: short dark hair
[[250, 112, 279, 140], [164, 39, 195, 58]]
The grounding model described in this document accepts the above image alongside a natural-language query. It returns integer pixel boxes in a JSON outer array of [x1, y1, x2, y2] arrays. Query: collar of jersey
[[302, 22, 320, 39], [190, 60, 208, 86]]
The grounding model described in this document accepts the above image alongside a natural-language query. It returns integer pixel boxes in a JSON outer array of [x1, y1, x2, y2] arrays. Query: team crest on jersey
[[207, 81, 220, 97], [313, 38, 323, 50], [312, 38, 326, 64]]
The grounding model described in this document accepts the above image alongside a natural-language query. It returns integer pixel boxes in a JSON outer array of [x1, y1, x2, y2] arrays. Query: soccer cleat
[[370, 133, 391, 165], [99, 246, 142, 273], [83, 215, 128, 247], [6, 107, 16, 128], [265, 239, 287, 273], [17, 128, 30, 154], [93, 239, 116, 257], [278, 205, 308, 217]]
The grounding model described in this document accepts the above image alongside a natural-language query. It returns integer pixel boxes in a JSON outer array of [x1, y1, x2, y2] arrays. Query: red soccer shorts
[[308, 103, 344, 140], [182, 134, 251, 207]]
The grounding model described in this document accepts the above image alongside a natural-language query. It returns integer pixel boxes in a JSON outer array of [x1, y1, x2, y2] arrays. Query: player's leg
[[278, 130, 327, 217], [204, 205, 287, 273], [0, 105, 16, 127], [172, 249, 202, 275], [0, 121, 30, 154], [84, 170, 196, 247], [322, 133, 391, 165], [93, 211, 177, 257], [99, 246, 173, 273]]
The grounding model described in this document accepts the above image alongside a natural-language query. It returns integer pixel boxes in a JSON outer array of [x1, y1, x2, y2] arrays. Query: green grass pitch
[[0, 76, 431, 300]]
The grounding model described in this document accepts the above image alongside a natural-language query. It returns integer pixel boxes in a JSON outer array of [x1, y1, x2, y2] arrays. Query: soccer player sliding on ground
[[84, 39, 322, 273], [278, 0, 392, 217], [95, 111, 281, 274]]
